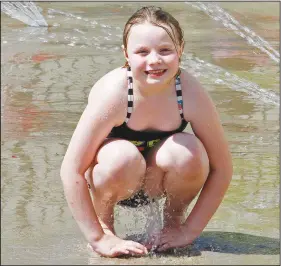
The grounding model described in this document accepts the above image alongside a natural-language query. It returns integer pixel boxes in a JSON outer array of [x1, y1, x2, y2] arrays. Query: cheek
[[165, 54, 180, 65], [130, 55, 146, 69]]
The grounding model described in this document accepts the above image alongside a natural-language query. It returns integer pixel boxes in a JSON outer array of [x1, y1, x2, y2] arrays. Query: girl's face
[[124, 22, 182, 88]]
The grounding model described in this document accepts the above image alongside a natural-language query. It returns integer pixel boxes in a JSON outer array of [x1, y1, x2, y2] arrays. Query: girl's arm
[[60, 69, 126, 244], [182, 72, 233, 240]]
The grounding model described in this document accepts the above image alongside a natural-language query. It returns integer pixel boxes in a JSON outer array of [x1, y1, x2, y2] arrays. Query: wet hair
[[122, 6, 185, 68]]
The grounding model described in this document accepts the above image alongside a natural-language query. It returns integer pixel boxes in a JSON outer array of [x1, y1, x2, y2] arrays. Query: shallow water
[[1, 2, 279, 265]]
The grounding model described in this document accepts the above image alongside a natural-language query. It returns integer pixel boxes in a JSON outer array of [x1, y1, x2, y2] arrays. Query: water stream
[[186, 2, 279, 64], [1, 2, 48, 27]]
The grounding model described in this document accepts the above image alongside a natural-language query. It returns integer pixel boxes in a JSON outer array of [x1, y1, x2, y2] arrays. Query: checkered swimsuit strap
[[175, 75, 184, 120], [125, 66, 134, 123], [125, 67, 184, 123]]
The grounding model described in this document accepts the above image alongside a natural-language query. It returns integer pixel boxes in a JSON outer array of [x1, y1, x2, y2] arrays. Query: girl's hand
[[155, 225, 195, 252], [88, 234, 148, 258]]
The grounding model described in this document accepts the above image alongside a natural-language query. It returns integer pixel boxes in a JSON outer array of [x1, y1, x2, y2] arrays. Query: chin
[[145, 73, 174, 85]]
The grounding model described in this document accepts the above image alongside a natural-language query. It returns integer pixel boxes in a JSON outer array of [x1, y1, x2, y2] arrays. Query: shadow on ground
[[125, 231, 280, 257]]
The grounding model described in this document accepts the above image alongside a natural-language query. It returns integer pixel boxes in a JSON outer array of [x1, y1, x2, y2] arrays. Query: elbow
[[60, 164, 66, 181], [60, 159, 87, 183], [210, 160, 233, 184], [60, 161, 70, 183], [60, 160, 77, 183], [221, 151, 233, 182], [226, 165, 233, 184], [60, 156, 68, 177], [227, 153, 234, 181], [223, 154, 233, 181], [224, 161, 233, 185], [221, 158, 233, 183]]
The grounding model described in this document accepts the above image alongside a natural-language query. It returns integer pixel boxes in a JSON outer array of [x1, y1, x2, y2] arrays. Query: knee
[[94, 140, 146, 190], [105, 140, 146, 177], [156, 133, 209, 180]]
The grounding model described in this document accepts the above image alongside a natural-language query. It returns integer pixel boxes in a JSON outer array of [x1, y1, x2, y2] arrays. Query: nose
[[147, 52, 161, 65]]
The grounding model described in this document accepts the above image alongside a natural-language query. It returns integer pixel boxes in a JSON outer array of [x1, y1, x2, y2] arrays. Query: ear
[[122, 45, 129, 61]]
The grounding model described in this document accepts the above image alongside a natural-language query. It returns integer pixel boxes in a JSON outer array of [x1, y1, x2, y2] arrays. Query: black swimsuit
[[108, 66, 189, 207], [108, 67, 189, 154]]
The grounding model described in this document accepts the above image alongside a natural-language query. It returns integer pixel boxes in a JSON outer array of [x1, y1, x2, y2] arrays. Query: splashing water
[[186, 1, 280, 64], [144, 199, 163, 251], [1, 2, 48, 27]]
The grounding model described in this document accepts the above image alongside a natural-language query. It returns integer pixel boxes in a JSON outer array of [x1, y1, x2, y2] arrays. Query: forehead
[[127, 22, 175, 47]]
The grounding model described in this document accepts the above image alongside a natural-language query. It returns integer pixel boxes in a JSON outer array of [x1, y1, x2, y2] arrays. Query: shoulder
[[179, 69, 216, 121], [179, 68, 204, 95], [87, 67, 128, 123], [89, 67, 127, 101], [88, 67, 128, 108]]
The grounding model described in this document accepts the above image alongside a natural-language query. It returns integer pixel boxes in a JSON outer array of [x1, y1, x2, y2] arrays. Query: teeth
[[147, 70, 164, 74]]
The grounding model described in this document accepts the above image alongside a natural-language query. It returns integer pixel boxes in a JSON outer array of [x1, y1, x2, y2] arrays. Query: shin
[[86, 139, 146, 234]]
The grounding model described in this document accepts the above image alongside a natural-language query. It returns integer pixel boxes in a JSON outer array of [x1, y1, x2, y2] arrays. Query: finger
[[117, 241, 148, 255], [126, 246, 147, 255], [125, 243, 146, 253], [127, 241, 148, 253], [112, 247, 130, 257]]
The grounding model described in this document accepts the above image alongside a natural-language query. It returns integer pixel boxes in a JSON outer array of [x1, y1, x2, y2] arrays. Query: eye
[[160, 48, 172, 54], [136, 50, 148, 55]]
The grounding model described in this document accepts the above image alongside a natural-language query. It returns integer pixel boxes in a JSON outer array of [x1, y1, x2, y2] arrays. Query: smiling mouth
[[145, 69, 167, 75]]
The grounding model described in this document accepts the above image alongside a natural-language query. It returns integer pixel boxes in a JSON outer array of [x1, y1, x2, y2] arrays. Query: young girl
[[60, 6, 233, 258]]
